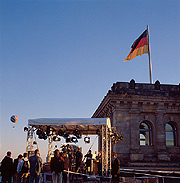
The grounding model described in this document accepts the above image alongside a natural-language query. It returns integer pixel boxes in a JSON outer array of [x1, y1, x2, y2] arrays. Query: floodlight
[[73, 129, 82, 139], [84, 136, 90, 143], [66, 137, 71, 143], [71, 137, 78, 143], [24, 127, 28, 132], [58, 129, 64, 136], [43, 133, 48, 140], [46, 126, 52, 136], [52, 129, 56, 135], [63, 132, 69, 138], [36, 129, 42, 135], [53, 136, 61, 141], [96, 129, 100, 135], [33, 141, 37, 145]]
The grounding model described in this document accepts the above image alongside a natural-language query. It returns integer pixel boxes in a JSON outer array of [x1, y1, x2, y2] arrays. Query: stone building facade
[[92, 80, 180, 167]]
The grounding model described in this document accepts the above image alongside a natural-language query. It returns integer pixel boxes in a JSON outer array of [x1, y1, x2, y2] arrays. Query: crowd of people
[[0, 149, 42, 183], [0, 149, 120, 183]]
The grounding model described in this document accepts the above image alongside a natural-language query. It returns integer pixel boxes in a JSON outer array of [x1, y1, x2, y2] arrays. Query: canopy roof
[[28, 118, 111, 135]]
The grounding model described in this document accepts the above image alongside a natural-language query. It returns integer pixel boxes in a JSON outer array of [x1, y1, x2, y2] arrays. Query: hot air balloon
[[10, 115, 18, 123]]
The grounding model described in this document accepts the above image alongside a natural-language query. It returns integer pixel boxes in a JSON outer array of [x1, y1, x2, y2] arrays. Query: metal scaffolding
[[26, 118, 112, 175]]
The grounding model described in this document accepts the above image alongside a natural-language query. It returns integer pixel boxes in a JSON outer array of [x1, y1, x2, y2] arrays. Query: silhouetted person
[[63, 153, 70, 183], [13, 154, 23, 183], [75, 148, 83, 172], [29, 149, 42, 183], [96, 151, 102, 176], [85, 150, 92, 174], [17, 152, 30, 183], [50, 149, 64, 183], [111, 152, 120, 183], [1, 151, 14, 183]]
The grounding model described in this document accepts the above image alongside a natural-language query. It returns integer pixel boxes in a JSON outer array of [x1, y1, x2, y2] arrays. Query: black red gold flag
[[124, 29, 149, 62]]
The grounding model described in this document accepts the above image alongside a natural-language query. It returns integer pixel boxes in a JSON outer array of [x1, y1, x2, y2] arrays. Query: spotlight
[[36, 129, 42, 136], [53, 136, 61, 141], [52, 129, 56, 135], [66, 137, 71, 143], [24, 127, 28, 132], [71, 137, 78, 144], [58, 129, 64, 136], [84, 136, 90, 143], [73, 129, 82, 139], [46, 126, 52, 136], [38, 132, 44, 139], [33, 141, 37, 145], [63, 132, 69, 138], [96, 129, 100, 135], [43, 133, 48, 140]]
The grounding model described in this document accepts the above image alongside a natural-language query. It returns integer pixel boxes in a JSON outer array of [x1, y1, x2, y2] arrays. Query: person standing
[[29, 149, 42, 183], [16, 155, 23, 183], [75, 148, 83, 172], [17, 153, 30, 183], [85, 150, 92, 174], [1, 151, 14, 183], [62, 153, 70, 183], [50, 149, 64, 183], [96, 151, 102, 176], [111, 152, 120, 183], [13, 154, 23, 183], [68, 152, 72, 171]]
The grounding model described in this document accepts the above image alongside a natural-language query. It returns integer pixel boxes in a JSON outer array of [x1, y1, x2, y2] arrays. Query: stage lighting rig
[[58, 129, 64, 136], [46, 126, 52, 136], [66, 137, 71, 143], [53, 136, 61, 141], [110, 127, 123, 144], [73, 129, 82, 139], [96, 129, 100, 135], [24, 127, 28, 132], [71, 137, 78, 143], [36, 129, 42, 136], [84, 136, 90, 143], [63, 132, 69, 138], [33, 141, 37, 145]]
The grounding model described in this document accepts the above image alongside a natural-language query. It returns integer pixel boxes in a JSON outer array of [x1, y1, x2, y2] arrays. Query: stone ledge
[[127, 162, 180, 168]]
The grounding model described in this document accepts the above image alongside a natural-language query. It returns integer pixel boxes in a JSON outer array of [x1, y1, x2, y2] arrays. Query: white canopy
[[28, 118, 111, 135]]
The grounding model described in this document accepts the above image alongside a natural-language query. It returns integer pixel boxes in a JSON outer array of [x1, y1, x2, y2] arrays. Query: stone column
[[129, 112, 144, 161], [155, 112, 170, 161]]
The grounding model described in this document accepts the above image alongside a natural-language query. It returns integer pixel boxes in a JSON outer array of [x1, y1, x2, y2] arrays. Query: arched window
[[165, 123, 176, 146], [139, 121, 151, 146]]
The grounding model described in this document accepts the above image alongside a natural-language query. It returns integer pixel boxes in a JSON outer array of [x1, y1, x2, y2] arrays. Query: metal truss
[[101, 125, 111, 176]]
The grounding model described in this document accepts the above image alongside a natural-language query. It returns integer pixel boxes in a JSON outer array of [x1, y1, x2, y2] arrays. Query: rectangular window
[[166, 132, 175, 146]]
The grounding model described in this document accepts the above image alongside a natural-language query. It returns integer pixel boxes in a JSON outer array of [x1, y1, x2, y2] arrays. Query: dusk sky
[[0, 0, 180, 162]]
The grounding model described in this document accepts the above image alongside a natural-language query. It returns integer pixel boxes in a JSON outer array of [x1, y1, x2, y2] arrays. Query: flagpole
[[147, 25, 153, 84]]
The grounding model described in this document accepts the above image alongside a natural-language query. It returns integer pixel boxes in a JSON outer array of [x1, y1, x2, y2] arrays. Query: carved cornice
[[92, 80, 180, 118]]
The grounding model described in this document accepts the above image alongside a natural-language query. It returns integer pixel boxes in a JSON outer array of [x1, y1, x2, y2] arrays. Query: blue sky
[[0, 0, 180, 162]]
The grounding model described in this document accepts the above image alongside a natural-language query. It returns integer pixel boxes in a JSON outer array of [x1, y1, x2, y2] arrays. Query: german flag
[[124, 29, 149, 62]]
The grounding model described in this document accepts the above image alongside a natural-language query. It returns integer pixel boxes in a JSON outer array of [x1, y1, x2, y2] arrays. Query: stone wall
[[92, 80, 180, 166]]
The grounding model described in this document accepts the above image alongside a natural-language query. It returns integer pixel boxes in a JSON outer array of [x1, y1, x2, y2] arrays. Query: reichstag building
[[92, 80, 180, 168]]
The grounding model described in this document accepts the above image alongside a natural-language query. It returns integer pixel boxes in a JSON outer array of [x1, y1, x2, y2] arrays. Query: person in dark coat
[[50, 149, 64, 183], [96, 151, 102, 176], [62, 153, 70, 183], [75, 148, 83, 172], [13, 154, 23, 183], [111, 152, 120, 182], [1, 151, 14, 183], [29, 149, 42, 183], [85, 150, 92, 174]]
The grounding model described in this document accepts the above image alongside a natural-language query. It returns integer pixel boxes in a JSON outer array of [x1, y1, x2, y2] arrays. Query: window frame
[[139, 121, 152, 146], [165, 123, 177, 147]]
